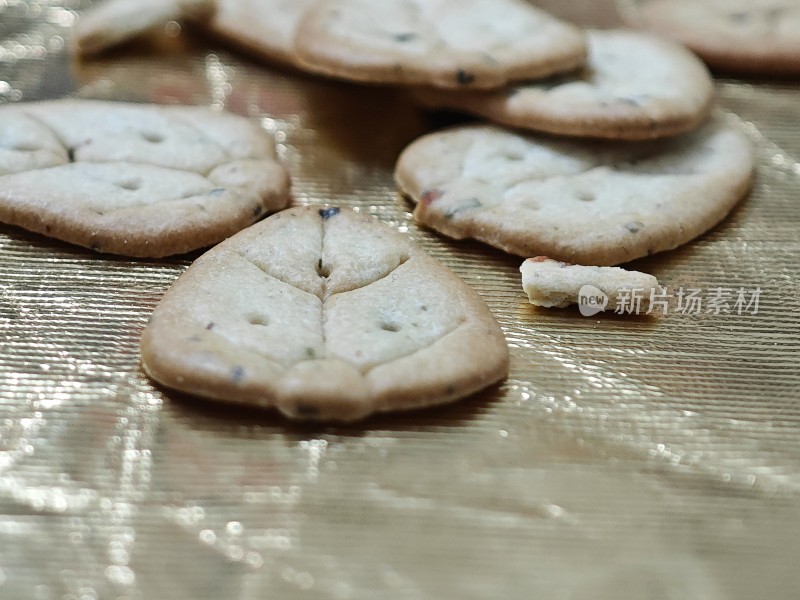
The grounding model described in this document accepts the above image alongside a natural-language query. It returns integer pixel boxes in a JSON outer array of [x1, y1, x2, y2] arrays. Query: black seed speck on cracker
[[394, 32, 416, 42], [206, 322, 215, 330], [253, 204, 263, 217], [319, 207, 340, 220], [209, 188, 225, 196], [456, 69, 476, 85], [67, 147, 75, 162], [625, 221, 644, 234], [445, 198, 482, 219], [231, 366, 245, 382]]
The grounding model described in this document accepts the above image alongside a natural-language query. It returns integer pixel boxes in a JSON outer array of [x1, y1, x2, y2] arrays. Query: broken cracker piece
[[520, 256, 661, 312]]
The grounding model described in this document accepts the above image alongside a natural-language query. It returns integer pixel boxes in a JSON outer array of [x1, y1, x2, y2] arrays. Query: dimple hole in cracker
[[115, 177, 142, 191], [247, 314, 270, 327], [11, 143, 39, 152], [140, 131, 165, 144], [380, 321, 402, 333]]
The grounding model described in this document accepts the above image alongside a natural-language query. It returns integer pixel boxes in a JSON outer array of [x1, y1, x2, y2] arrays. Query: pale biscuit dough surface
[[0, 100, 290, 257], [141, 206, 509, 422]]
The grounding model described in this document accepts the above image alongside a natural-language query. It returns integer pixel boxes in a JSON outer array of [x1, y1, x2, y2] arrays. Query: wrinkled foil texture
[[1, 1, 799, 598]]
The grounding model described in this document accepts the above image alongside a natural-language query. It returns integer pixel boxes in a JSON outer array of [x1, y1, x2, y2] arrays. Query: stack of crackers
[[1, 0, 781, 420], [72, 0, 756, 269]]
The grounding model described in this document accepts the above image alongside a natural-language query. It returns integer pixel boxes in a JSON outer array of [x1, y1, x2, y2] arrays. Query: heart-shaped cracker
[[412, 30, 715, 140], [141, 206, 509, 421], [293, 0, 587, 89], [0, 100, 290, 257], [395, 116, 754, 266]]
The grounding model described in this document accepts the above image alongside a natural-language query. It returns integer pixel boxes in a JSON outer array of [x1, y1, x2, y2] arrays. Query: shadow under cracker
[[159, 379, 507, 437]]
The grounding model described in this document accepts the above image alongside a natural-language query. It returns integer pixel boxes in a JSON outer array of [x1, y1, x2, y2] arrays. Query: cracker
[[293, 0, 587, 89], [74, 0, 216, 55], [141, 206, 509, 422], [412, 29, 715, 140], [395, 116, 754, 266], [622, 0, 800, 76], [207, 0, 316, 67], [520, 256, 660, 310], [0, 100, 290, 257]]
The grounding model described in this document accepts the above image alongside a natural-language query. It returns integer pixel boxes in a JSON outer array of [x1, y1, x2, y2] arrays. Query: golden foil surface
[[1, 1, 799, 598]]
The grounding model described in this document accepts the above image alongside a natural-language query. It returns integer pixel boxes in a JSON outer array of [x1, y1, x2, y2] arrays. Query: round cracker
[[293, 0, 587, 89], [622, 0, 800, 76], [413, 29, 715, 140], [395, 117, 754, 266], [206, 0, 316, 67], [74, 0, 216, 55]]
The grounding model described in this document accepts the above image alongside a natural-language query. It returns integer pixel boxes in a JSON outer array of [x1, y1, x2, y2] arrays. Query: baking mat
[[1, 1, 799, 598]]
